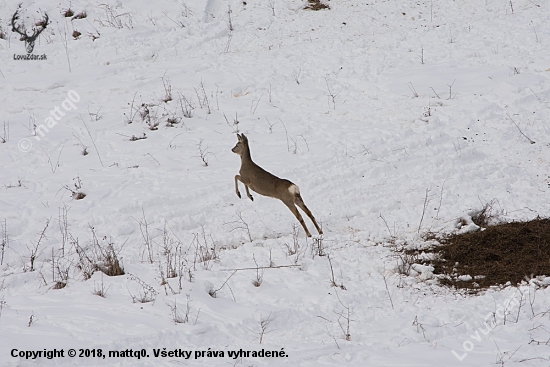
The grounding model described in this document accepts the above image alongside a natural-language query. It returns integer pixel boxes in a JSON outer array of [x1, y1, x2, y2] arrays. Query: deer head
[[231, 133, 249, 156], [11, 8, 49, 54]]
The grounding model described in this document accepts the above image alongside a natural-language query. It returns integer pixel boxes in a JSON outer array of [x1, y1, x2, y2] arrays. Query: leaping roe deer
[[232, 133, 323, 237]]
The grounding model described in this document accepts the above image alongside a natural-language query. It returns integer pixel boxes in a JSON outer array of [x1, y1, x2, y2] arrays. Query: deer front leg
[[234, 175, 242, 198], [235, 175, 254, 201]]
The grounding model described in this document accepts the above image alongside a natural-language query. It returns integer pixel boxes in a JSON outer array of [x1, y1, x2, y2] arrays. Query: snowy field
[[1, 0, 550, 365]]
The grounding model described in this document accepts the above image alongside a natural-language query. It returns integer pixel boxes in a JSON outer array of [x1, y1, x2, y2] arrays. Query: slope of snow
[[1, 0, 550, 365]]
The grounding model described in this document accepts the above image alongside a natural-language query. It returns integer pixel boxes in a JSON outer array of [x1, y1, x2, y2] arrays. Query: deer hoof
[[237, 192, 241, 198]]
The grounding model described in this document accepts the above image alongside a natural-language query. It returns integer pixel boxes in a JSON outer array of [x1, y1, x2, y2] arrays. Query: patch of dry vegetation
[[420, 217, 550, 290]]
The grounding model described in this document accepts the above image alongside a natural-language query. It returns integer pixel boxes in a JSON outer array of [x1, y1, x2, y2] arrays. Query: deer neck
[[241, 146, 253, 165]]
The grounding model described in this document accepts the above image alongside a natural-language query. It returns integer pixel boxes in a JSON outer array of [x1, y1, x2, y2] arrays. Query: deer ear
[[241, 133, 248, 142], [237, 133, 243, 141]]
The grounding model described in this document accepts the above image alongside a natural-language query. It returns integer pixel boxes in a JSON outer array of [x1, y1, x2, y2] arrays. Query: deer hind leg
[[295, 194, 323, 235], [282, 199, 312, 237]]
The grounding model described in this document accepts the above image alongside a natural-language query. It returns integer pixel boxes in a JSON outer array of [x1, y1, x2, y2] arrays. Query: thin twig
[[507, 114, 535, 144], [382, 273, 395, 310], [211, 270, 237, 296], [80, 114, 104, 166], [417, 188, 430, 233], [221, 264, 301, 271]]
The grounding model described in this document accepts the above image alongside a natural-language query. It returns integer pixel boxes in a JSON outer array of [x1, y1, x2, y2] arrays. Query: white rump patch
[[288, 184, 300, 195]]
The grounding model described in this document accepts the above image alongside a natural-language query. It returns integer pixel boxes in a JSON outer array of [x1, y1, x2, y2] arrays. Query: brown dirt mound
[[304, 0, 330, 11], [422, 217, 550, 289]]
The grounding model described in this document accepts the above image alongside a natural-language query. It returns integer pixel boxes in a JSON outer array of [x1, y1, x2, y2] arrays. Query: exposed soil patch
[[304, 0, 330, 11], [418, 218, 550, 290]]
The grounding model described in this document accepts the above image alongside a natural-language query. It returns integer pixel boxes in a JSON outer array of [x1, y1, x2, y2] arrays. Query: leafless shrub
[[224, 211, 252, 243], [412, 315, 429, 342], [245, 313, 274, 344], [178, 93, 195, 118], [87, 107, 103, 121], [135, 209, 154, 264], [161, 226, 177, 279], [209, 270, 237, 298], [281, 224, 306, 264], [192, 228, 218, 270], [313, 236, 326, 257], [169, 299, 188, 324], [159, 224, 191, 292], [224, 112, 239, 133], [395, 252, 418, 276], [92, 275, 110, 297], [97, 5, 133, 29], [25, 220, 49, 272], [0, 281, 6, 320], [72, 133, 89, 156], [258, 313, 273, 343], [124, 93, 139, 124], [193, 81, 211, 114], [61, 176, 86, 200], [161, 75, 173, 103], [471, 199, 499, 227], [327, 254, 346, 290], [50, 248, 70, 289], [180, 2, 194, 17], [128, 274, 157, 303], [408, 82, 419, 98], [139, 103, 160, 130], [74, 227, 125, 280], [335, 291, 354, 341], [252, 254, 264, 287], [168, 294, 195, 324], [88, 30, 100, 41], [0, 121, 8, 143], [0, 219, 7, 265], [195, 139, 214, 167], [447, 79, 458, 100]]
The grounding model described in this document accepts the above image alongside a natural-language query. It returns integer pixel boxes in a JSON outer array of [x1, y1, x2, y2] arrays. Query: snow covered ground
[[1, 0, 550, 365]]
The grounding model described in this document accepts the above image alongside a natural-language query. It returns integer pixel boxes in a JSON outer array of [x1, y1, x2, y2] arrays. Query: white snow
[[1, 0, 550, 366]]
